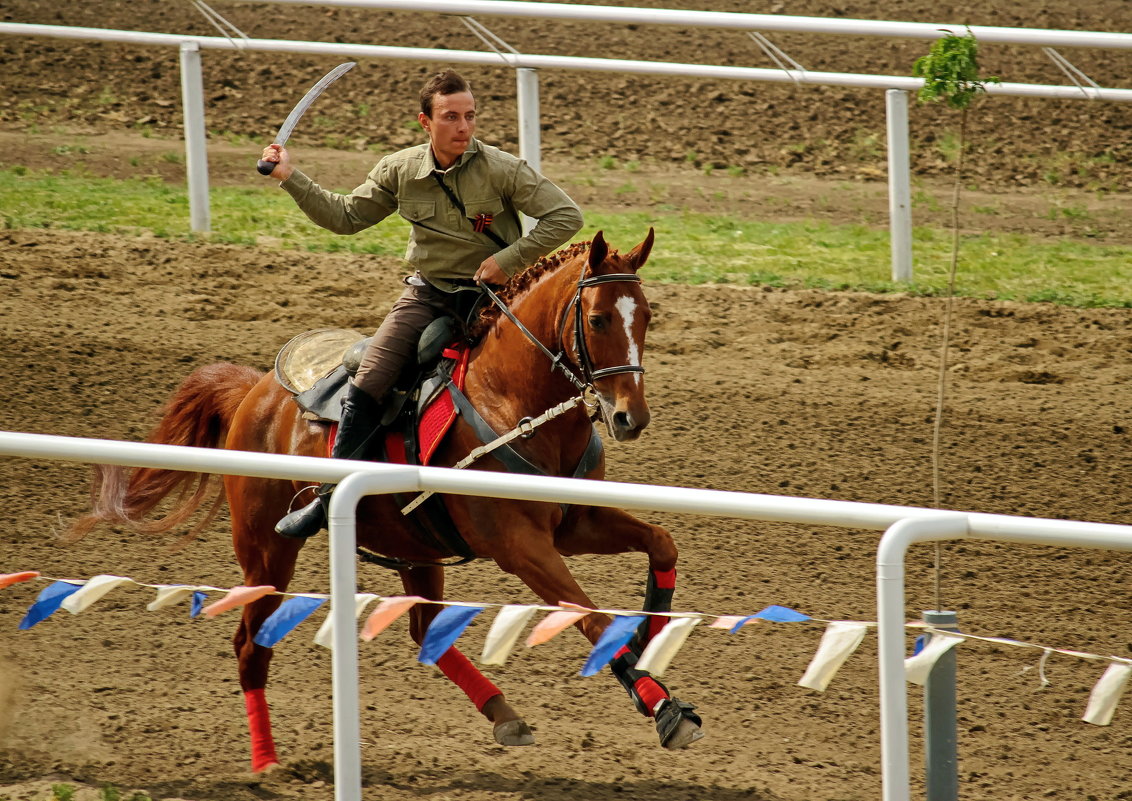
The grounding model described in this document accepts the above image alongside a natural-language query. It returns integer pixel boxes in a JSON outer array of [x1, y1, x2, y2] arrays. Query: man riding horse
[[259, 68, 584, 539]]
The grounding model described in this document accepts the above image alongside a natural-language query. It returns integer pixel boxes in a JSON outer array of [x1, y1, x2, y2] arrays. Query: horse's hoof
[[655, 697, 704, 750], [661, 717, 704, 749], [493, 719, 536, 746]]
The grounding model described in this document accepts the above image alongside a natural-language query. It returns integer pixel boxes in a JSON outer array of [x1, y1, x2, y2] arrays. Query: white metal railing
[[4, 20, 1132, 283], [5, 429, 1132, 801], [237, 0, 1132, 50]]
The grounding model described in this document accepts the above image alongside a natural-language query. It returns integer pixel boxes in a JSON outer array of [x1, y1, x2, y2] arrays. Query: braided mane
[[470, 240, 595, 338]]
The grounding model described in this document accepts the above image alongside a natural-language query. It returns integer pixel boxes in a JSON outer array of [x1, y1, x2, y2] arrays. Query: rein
[[480, 266, 647, 391], [394, 266, 645, 517]]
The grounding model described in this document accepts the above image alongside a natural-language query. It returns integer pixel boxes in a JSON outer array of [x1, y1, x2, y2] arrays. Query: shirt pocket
[[398, 199, 436, 223], [464, 197, 504, 220]]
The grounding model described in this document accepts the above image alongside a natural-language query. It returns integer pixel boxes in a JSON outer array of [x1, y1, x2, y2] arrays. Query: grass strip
[[3, 167, 1131, 307]]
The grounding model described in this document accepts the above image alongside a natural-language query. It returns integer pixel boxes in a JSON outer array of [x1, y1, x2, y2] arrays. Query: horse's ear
[[588, 230, 608, 272], [625, 227, 655, 273]]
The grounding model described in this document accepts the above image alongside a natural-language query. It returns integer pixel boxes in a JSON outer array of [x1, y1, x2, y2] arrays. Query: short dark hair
[[419, 69, 472, 117]]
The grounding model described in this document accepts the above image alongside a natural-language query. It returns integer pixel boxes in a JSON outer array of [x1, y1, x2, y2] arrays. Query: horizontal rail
[[5, 430, 1132, 544], [3, 24, 1131, 101], [236, 0, 1132, 51]]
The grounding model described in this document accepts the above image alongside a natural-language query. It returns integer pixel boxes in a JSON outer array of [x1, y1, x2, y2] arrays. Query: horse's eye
[[588, 314, 607, 331]]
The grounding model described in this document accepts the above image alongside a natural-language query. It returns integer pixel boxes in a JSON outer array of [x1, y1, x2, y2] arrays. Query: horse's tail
[[64, 362, 264, 544]]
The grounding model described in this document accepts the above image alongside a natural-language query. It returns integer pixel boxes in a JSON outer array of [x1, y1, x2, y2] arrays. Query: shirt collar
[[414, 138, 480, 180]]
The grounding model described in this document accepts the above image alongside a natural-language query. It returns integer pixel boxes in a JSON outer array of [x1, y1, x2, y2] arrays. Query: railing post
[[327, 468, 421, 801], [178, 41, 211, 233], [886, 88, 912, 283], [923, 609, 959, 801], [516, 67, 541, 234]]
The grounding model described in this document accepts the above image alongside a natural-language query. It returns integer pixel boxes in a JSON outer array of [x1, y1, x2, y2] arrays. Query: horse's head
[[575, 229, 655, 442]]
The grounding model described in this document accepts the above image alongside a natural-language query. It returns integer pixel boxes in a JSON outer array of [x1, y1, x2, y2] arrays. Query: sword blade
[[273, 61, 356, 146]]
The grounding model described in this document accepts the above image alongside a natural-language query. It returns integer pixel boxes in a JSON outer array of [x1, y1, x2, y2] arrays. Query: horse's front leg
[[555, 505, 703, 750], [398, 564, 534, 746], [228, 476, 306, 774]]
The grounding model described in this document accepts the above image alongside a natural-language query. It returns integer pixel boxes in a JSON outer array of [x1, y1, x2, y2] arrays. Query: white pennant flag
[[635, 617, 701, 677], [313, 593, 378, 649], [1082, 661, 1132, 726], [905, 633, 963, 686], [146, 585, 208, 611], [480, 605, 539, 666], [60, 575, 134, 614], [798, 621, 869, 692]]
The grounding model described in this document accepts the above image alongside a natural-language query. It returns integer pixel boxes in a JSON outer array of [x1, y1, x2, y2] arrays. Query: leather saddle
[[273, 318, 461, 424]]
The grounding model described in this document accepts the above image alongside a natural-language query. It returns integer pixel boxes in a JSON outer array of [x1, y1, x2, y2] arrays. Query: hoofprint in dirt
[[3, 229, 1132, 801]]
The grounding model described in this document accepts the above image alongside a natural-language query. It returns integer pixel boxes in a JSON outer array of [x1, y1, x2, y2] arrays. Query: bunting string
[[3, 569, 1130, 726]]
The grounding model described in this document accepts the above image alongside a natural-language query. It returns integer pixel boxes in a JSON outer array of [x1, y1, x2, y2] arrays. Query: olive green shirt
[[280, 138, 583, 289]]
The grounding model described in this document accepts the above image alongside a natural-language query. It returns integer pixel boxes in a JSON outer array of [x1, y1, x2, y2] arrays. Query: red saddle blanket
[[329, 345, 471, 467]]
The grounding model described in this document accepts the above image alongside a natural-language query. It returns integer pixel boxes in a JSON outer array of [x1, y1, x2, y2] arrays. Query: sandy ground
[[3, 228, 1132, 801], [4, 1, 1132, 799]]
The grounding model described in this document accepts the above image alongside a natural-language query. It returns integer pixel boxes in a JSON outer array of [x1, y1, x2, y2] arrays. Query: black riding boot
[[275, 383, 383, 539]]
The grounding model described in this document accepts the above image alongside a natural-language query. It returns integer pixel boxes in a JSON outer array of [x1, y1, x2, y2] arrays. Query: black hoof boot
[[655, 698, 704, 750], [275, 496, 327, 539]]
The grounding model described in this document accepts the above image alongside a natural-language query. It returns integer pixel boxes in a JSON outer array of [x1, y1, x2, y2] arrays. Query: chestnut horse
[[69, 229, 703, 773]]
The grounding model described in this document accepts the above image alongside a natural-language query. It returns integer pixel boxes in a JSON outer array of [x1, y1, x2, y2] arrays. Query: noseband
[[478, 270, 646, 393]]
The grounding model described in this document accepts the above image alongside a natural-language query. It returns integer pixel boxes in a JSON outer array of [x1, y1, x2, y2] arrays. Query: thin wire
[[746, 32, 806, 85], [189, 0, 251, 49], [1042, 47, 1101, 100], [459, 16, 520, 67]]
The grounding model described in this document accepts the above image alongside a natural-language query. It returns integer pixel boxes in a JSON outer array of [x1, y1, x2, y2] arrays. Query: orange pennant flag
[[0, 571, 40, 590], [361, 596, 427, 641], [202, 585, 276, 618], [526, 603, 594, 647]]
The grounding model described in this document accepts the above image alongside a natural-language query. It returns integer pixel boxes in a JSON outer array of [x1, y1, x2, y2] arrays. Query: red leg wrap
[[437, 647, 502, 711], [648, 568, 677, 641], [633, 676, 669, 717], [244, 688, 280, 773], [653, 568, 677, 590]]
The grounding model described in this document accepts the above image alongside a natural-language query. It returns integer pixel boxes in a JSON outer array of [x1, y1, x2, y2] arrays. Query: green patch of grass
[[51, 784, 75, 801], [3, 167, 1132, 307]]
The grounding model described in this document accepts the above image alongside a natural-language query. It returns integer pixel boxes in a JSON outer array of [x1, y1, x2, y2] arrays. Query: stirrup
[[275, 496, 327, 539]]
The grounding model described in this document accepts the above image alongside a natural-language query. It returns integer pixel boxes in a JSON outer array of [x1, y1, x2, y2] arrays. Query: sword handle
[[256, 159, 277, 176]]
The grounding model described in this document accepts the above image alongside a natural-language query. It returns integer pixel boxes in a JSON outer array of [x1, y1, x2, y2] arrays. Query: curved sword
[[256, 61, 356, 176]]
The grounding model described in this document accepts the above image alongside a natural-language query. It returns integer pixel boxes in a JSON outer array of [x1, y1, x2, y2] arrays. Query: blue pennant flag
[[190, 591, 207, 619], [580, 615, 647, 677], [18, 581, 83, 630], [253, 596, 327, 648], [418, 606, 485, 665], [729, 604, 810, 633]]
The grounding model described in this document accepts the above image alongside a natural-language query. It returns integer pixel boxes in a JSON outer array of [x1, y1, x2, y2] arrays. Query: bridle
[[477, 267, 646, 393]]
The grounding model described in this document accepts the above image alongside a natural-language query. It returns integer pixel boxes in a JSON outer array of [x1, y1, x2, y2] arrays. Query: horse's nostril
[[613, 411, 631, 430]]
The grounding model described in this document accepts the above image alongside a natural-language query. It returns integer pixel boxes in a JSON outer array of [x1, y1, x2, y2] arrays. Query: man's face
[[419, 91, 476, 168]]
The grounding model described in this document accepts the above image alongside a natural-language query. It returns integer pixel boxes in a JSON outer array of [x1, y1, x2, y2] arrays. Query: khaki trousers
[[352, 275, 476, 402]]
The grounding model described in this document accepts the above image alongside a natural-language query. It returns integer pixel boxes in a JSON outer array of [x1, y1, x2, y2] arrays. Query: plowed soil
[[3, 2, 1132, 801]]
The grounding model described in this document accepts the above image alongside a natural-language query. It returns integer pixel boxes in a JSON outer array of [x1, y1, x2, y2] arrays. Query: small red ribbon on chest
[[472, 212, 494, 233]]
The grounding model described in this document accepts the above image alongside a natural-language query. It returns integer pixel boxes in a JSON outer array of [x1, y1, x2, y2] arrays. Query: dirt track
[[4, 227, 1132, 801], [4, 1, 1132, 800]]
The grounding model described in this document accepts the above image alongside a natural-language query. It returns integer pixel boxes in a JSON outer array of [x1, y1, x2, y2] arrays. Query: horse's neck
[[468, 267, 579, 411]]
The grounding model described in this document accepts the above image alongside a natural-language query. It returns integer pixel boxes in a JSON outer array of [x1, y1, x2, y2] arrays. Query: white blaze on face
[[614, 294, 641, 384]]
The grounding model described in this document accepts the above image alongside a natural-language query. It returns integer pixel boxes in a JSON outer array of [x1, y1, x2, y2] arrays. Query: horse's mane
[[470, 239, 593, 339]]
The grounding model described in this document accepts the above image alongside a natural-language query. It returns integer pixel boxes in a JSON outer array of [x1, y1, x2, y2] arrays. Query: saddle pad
[[417, 345, 472, 466], [274, 328, 364, 395]]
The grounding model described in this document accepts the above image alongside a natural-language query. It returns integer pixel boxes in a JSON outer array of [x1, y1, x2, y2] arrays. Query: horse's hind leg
[[555, 506, 704, 749], [399, 565, 534, 746]]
